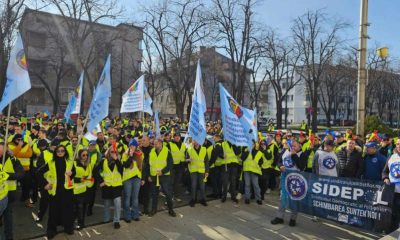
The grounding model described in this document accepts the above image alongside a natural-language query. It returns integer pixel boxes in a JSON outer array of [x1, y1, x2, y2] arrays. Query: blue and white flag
[[84, 124, 102, 141], [87, 54, 111, 132], [64, 95, 76, 122], [154, 111, 161, 139], [219, 83, 257, 149], [0, 33, 31, 111], [187, 60, 207, 145], [120, 75, 153, 115], [64, 72, 84, 121]]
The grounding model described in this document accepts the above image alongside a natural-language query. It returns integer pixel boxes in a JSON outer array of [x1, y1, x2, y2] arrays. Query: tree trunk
[[276, 99, 283, 129]]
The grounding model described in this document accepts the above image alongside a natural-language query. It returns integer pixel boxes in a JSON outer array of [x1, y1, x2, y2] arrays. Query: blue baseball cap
[[365, 141, 377, 148], [89, 140, 97, 145], [129, 139, 138, 147]]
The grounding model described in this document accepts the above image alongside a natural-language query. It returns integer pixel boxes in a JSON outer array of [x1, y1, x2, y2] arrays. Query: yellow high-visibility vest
[[243, 150, 263, 175], [46, 159, 74, 196], [0, 164, 9, 201], [74, 162, 88, 195], [149, 147, 170, 177], [121, 153, 142, 181], [169, 142, 186, 164], [187, 146, 206, 173], [100, 159, 122, 187]]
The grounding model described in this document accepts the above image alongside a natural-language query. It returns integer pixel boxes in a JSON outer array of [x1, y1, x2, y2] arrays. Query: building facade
[[18, 8, 143, 116], [153, 46, 252, 120]]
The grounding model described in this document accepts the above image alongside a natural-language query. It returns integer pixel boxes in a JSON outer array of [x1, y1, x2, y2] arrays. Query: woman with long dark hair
[[38, 145, 75, 239], [73, 149, 90, 229]]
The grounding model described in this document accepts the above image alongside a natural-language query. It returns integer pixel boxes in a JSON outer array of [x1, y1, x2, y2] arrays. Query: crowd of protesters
[[0, 113, 398, 239]]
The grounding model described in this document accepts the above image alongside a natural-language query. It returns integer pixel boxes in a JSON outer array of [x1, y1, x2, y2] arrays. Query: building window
[[27, 31, 47, 48], [60, 87, 74, 104], [29, 59, 47, 75]]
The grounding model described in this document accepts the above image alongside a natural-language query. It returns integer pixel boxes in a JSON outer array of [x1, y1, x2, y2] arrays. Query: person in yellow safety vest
[[86, 140, 102, 216], [0, 141, 24, 240], [0, 162, 9, 217], [8, 133, 33, 208], [70, 135, 79, 153], [204, 136, 220, 199], [186, 140, 209, 207], [121, 139, 143, 222], [94, 146, 123, 229], [300, 120, 307, 131], [241, 143, 263, 205], [7, 124, 31, 143], [334, 132, 347, 153], [34, 139, 55, 223], [30, 125, 41, 204], [73, 149, 91, 229], [167, 132, 186, 202], [259, 137, 279, 199], [302, 137, 319, 173], [145, 138, 176, 217], [57, 129, 74, 161], [37, 145, 75, 239], [220, 141, 240, 203]]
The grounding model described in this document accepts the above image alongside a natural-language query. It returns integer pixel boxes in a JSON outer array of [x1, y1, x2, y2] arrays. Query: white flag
[[120, 75, 153, 115]]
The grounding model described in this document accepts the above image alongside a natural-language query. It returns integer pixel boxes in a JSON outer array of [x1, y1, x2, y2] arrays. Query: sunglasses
[[57, 150, 65, 153], [81, 154, 88, 157]]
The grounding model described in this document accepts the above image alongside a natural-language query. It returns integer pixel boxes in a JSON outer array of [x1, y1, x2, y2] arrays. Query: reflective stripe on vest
[[47, 159, 74, 196], [187, 147, 206, 173], [121, 153, 142, 181], [262, 145, 275, 169], [243, 150, 263, 175], [74, 162, 88, 195], [169, 142, 186, 164], [101, 159, 122, 187], [3, 157, 16, 191], [222, 142, 237, 164], [0, 165, 9, 200], [149, 147, 170, 176]]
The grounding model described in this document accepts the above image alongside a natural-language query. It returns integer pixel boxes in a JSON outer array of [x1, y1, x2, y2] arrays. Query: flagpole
[[2, 102, 12, 166], [73, 111, 90, 161]]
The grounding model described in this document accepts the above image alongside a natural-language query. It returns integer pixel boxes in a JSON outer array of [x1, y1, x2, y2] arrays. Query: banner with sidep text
[[281, 170, 393, 232]]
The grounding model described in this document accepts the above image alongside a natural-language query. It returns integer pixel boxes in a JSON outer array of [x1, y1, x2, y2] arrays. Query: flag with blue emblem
[[0, 33, 31, 111], [219, 83, 257, 149], [187, 60, 207, 145], [87, 54, 111, 132], [154, 111, 161, 139], [120, 75, 153, 115]]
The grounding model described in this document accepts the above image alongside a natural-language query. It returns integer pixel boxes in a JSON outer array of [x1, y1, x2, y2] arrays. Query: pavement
[[23, 193, 388, 240]]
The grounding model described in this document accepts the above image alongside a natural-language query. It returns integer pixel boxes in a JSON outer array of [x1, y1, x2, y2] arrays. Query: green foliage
[[364, 115, 395, 137]]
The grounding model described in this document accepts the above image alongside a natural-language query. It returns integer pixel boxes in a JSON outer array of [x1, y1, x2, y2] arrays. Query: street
[[7, 191, 386, 240]]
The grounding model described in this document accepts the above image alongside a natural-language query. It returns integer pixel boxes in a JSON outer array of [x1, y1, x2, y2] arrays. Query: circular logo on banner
[[322, 157, 336, 169], [390, 162, 400, 179], [16, 50, 28, 70], [283, 156, 294, 168], [285, 173, 308, 200]]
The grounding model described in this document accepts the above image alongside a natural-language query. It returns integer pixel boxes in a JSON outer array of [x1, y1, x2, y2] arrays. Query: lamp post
[[356, 0, 368, 138]]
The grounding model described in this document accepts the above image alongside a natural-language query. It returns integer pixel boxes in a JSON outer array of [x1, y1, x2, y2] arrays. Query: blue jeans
[[104, 197, 121, 223], [123, 177, 141, 220], [244, 171, 261, 201]]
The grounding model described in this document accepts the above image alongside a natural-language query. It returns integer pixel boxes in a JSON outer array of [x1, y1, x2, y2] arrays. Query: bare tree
[[263, 31, 301, 129], [292, 10, 347, 132], [210, 0, 259, 103], [143, 0, 208, 119]]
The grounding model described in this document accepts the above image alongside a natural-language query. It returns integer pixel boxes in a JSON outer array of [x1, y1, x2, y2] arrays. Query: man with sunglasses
[[380, 134, 394, 158]]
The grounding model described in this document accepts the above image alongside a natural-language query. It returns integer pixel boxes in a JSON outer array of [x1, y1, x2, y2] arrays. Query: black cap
[[50, 139, 60, 147], [325, 139, 334, 146], [38, 139, 48, 148], [32, 125, 40, 132], [12, 134, 23, 142]]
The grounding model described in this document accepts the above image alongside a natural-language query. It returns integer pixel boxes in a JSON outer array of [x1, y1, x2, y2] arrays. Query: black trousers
[[47, 189, 74, 236], [86, 186, 96, 213], [74, 193, 87, 227], [38, 189, 49, 219], [139, 181, 151, 214], [20, 171, 32, 201], [170, 164, 184, 197], [259, 169, 276, 199], [221, 163, 239, 199]]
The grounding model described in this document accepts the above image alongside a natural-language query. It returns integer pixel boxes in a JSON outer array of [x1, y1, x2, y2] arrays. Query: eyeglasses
[[81, 154, 88, 157], [57, 150, 65, 153]]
